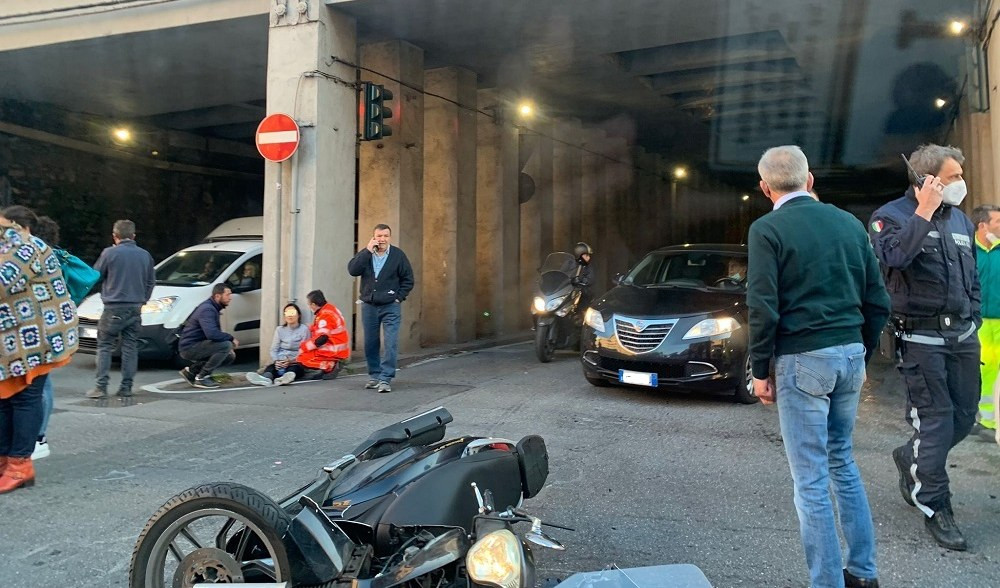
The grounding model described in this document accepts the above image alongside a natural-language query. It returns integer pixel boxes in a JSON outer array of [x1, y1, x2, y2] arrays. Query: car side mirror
[[613, 273, 625, 285]]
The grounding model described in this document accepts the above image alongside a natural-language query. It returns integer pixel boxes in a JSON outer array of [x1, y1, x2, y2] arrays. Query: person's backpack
[[54, 248, 100, 305]]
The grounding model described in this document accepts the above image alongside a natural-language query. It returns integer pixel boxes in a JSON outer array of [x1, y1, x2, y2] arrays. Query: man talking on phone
[[869, 144, 981, 551], [348, 224, 414, 393]]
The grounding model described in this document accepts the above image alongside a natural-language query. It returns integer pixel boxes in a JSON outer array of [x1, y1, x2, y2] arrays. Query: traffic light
[[362, 82, 393, 141]]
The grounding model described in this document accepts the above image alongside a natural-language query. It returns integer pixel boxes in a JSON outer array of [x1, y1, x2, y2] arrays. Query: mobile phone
[[901, 154, 927, 188]]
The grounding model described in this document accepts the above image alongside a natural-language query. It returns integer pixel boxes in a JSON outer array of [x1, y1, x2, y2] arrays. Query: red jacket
[[298, 303, 349, 370]]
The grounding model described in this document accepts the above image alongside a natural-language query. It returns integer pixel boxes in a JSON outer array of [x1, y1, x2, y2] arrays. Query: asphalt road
[[0, 345, 998, 587]]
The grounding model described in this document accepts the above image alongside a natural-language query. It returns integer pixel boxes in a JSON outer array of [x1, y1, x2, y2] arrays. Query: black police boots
[[891, 445, 915, 507], [925, 508, 968, 551], [844, 568, 879, 587]]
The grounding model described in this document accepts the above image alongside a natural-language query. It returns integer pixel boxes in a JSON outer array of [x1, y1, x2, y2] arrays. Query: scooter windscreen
[[538, 252, 577, 295]]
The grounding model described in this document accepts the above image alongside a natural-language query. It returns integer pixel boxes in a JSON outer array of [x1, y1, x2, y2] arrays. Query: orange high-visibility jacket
[[298, 303, 349, 370]]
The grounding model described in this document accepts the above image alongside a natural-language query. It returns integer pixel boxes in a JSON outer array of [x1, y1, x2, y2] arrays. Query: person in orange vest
[[295, 289, 350, 381]]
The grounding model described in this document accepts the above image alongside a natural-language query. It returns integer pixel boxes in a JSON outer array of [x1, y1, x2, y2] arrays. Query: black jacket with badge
[[348, 246, 415, 306], [868, 188, 981, 330]]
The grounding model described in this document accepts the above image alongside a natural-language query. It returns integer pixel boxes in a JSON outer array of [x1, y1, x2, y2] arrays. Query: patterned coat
[[0, 224, 79, 382]]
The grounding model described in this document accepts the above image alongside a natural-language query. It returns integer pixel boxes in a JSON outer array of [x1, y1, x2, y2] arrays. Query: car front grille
[[77, 317, 99, 351], [598, 356, 685, 379], [614, 318, 674, 353]]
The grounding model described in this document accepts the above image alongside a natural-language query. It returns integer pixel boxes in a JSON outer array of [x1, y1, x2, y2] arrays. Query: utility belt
[[891, 314, 976, 348]]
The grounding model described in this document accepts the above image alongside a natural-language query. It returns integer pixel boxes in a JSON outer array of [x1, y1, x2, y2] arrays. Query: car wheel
[[733, 353, 759, 404]]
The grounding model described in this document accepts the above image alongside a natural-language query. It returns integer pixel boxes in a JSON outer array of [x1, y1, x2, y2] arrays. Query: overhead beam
[[623, 46, 797, 76], [650, 70, 805, 94]]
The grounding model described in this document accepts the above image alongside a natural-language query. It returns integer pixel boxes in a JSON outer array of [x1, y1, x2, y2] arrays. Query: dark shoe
[[86, 388, 107, 399], [178, 367, 196, 386], [892, 445, 915, 507], [365, 379, 379, 389], [117, 389, 133, 398], [193, 376, 220, 389], [971, 422, 997, 442], [377, 381, 392, 393], [924, 508, 968, 551], [844, 568, 879, 588]]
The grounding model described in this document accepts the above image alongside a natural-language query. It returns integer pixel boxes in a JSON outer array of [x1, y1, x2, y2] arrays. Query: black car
[[581, 244, 756, 403]]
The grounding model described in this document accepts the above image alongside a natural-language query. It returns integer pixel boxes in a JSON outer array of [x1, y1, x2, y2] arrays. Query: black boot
[[844, 568, 879, 588], [892, 445, 915, 507], [924, 508, 968, 551]]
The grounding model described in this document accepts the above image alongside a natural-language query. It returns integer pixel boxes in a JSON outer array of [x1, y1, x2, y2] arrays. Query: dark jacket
[[869, 189, 981, 331], [93, 239, 155, 305], [747, 195, 891, 379], [178, 298, 233, 350], [572, 263, 594, 289], [348, 246, 415, 306]]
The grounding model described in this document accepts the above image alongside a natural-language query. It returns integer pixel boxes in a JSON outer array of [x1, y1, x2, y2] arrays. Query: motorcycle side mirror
[[483, 489, 495, 513], [525, 517, 565, 551]]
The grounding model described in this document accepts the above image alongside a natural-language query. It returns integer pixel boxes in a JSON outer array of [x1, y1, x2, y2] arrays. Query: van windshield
[[155, 251, 242, 286]]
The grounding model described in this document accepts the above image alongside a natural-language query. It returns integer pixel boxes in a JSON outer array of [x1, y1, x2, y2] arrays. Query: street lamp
[[741, 194, 750, 202], [949, 20, 967, 36], [517, 101, 535, 118], [934, 97, 948, 109], [673, 166, 688, 180], [112, 127, 132, 143]]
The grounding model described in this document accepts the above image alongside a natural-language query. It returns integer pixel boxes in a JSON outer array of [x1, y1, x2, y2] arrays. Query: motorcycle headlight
[[532, 297, 546, 313], [466, 529, 522, 588], [584, 307, 605, 331], [141, 296, 178, 314], [683, 317, 740, 340], [545, 295, 567, 312]]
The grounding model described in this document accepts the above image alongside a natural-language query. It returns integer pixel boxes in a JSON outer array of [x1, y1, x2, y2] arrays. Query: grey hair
[[908, 144, 965, 176], [113, 219, 136, 240], [971, 204, 1000, 227], [758, 146, 809, 193]]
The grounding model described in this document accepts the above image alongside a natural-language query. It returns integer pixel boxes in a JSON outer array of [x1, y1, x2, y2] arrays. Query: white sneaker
[[274, 372, 297, 386], [245, 372, 274, 387], [32, 440, 50, 460]]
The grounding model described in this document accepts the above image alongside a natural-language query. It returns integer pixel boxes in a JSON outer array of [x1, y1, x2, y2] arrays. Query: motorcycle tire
[[129, 483, 292, 588], [535, 323, 556, 363]]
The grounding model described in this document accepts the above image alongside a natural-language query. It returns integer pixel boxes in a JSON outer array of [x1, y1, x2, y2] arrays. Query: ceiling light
[[673, 166, 688, 180], [112, 127, 132, 142], [517, 101, 535, 118], [741, 194, 750, 201], [934, 98, 947, 109], [948, 20, 967, 36]]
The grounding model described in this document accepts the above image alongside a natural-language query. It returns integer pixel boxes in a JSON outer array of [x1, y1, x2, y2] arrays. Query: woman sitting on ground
[[246, 303, 310, 386]]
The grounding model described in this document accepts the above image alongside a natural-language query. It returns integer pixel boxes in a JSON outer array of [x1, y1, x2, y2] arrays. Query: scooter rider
[[572, 242, 594, 309], [868, 144, 981, 551]]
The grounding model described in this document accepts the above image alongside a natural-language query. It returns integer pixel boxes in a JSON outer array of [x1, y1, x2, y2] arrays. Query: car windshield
[[625, 252, 748, 290], [155, 250, 242, 287]]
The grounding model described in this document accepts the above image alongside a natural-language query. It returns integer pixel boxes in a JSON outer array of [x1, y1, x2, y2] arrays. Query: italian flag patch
[[871, 220, 883, 232]]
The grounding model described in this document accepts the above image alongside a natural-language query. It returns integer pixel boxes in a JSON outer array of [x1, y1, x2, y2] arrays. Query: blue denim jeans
[[0, 374, 47, 458], [39, 375, 53, 438], [362, 302, 401, 382], [775, 343, 877, 588]]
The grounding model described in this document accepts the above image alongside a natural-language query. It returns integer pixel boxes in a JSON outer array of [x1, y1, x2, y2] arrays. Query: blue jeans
[[39, 376, 53, 439], [0, 374, 47, 458], [362, 302, 401, 382], [775, 343, 877, 588]]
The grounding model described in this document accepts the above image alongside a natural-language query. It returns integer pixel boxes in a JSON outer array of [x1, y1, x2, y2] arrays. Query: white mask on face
[[987, 232, 1000, 246], [941, 179, 967, 206]]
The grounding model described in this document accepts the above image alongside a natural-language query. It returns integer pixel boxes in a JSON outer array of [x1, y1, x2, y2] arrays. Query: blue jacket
[[94, 239, 155, 305], [178, 298, 233, 350], [869, 190, 981, 330]]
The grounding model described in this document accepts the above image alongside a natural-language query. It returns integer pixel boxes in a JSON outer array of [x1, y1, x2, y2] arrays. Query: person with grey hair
[[869, 144, 981, 551], [87, 219, 156, 399], [748, 145, 889, 588], [971, 204, 1000, 440]]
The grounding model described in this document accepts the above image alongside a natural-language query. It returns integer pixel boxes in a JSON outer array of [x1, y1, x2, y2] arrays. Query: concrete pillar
[[552, 120, 582, 252], [519, 128, 542, 330], [422, 67, 477, 344], [357, 40, 424, 352], [476, 90, 520, 337], [580, 129, 607, 292], [531, 122, 555, 254], [655, 157, 673, 248], [603, 136, 633, 274], [261, 4, 356, 364]]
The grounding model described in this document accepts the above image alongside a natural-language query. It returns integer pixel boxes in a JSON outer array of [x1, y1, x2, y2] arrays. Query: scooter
[[532, 252, 584, 363]]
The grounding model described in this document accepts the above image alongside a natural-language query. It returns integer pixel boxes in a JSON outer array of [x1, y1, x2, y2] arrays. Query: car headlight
[[584, 307, 605, 331], [683, 317, 740, 339], [532, 297, 546, 312], [141, 296, 178, 314], [466, 529, 522, 588]]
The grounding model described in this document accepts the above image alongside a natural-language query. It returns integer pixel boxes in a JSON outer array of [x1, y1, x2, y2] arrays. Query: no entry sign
[[255, 113, 300, 162]]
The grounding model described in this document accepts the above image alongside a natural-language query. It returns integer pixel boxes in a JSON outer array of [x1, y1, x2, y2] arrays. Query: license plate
[[80, 327, 98, 339], [618, 369, 658, 387]]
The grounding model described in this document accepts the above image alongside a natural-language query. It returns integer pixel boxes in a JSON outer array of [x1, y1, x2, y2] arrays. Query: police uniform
[[869, 188, 981, 517]]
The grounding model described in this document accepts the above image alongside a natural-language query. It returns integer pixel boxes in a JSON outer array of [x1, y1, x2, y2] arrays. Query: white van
[[76, 216, 264, 362]]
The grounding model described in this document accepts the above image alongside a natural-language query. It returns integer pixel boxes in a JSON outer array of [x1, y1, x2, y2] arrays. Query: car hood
[[594, 285, 744, 318]]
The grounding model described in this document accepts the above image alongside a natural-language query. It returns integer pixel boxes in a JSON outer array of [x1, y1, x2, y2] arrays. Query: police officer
[[869, 144, 981, 551]]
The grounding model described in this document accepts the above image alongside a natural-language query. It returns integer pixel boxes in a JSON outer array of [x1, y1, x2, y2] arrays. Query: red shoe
[[0, 456, 7, 477], [0, 457, 35, 494]]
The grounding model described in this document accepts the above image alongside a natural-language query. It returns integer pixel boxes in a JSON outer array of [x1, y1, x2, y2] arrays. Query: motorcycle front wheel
[[535, 323, 556, 362], [129, 483, 292, 588]]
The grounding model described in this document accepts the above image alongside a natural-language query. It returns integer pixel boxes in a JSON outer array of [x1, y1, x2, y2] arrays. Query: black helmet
[[573, 242, 593, 260]]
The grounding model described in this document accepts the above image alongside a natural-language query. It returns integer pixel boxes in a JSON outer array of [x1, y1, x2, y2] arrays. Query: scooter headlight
[[466, 529, 522, 588], [546, 295, 567, 312], [532, 297, 546, 313]]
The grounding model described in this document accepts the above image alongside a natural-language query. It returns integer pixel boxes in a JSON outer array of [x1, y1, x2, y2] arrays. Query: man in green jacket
[[972, 204, 1000, 439], [747, 145, 891, 588]]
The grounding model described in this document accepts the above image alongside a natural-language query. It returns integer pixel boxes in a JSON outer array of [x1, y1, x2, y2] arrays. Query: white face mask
[[987, 232, 1000, 246], [941, 179, 967, 206]]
